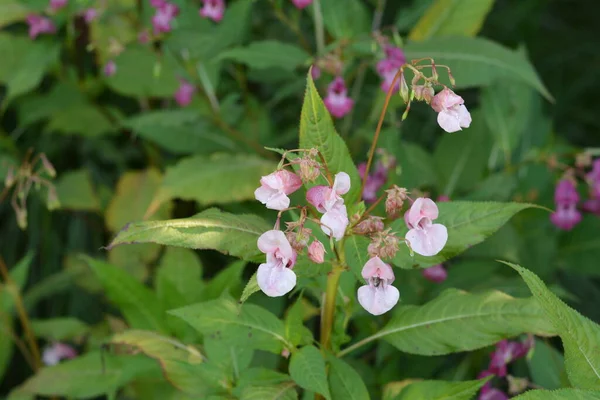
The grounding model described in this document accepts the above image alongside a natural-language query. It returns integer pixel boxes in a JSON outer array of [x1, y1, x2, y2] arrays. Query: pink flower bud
[[103, 60, 117, 77], [310, 64, 321, 80], [174, 79, 195, 107], [308, 240, 325, 264], [421, 264, 447, 283], [82, 8, 97, 23]]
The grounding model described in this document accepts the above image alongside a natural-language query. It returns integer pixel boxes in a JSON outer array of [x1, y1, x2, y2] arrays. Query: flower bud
[[399, 72, 409, 103], [367, 230, 400, 259], [422, 86, 435, 104], [307, 240, 326, 264], [47, 187, 60, 210], [16, 208, 27, 230], [354, 216, 385, 235], [385, 185, 408, 219], [286, 227, 311, 251], [299, 158, 320, 182], [40, 154, 56, 178], [4, 167, 15, 187]]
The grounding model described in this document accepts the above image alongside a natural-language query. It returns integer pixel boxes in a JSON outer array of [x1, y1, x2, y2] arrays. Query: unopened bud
[[354, 216, 384, 235], [40, 154, 56, 178], [401, 103, 411, 121], [47, 187, 60, 210], [431, 61, 439, 82], [16, 208, 27, 230], [307, 240, 326, 264], [447, 70, 456, 87], [367, 230, 400, 259], [385, 185, 408, 219], [286, 227, 311, 251], [299, 158, 320, 182], [507, 375, 529, 395], [4, 167, 15, 187], [399, 72, 409, 103]]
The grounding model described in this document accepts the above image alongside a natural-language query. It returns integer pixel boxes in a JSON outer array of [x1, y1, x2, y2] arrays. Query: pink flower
[[554, 179, 579, 204], [306, 172, 351, 240], [437, 195, 450, 202], [257, 230, 297, 297], [357, 256, 400, 315], [199, 0, 225, 22], [358, 162, 388, 203], [82, 8, 97, 23], [150, 0, 165, 7], [174, 79, 195, 107], [292, 0, 312, 9], [42, 342, 77, 366], [324, 77, 353, 119], [152, 2, 179, 34], [587, 159, 600, 197], [376, 46, 405, 92], [311, 64, 321, 80], [254, 170, 302, 211], [49, 0, 67, 11], [103, 60, 116, 77], [431, 88, 472, 133], [479, 387, 509, 400], [404, 198, 448, 256], [26, 14, 56, 39], [583, 197, 600, 215], [422, 264, 447, 283], [308, 240, 325, 264], [551, 179, 581, 230], [488, 338, 533, 377]]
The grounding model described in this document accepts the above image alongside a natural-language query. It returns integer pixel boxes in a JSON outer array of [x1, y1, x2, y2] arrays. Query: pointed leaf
[[240, 382, 298, 400], [512, 389, 600, 400], [218, 41, 309, 71], [240, 273, 260, 304], [327, 356, 370, 400], [55, 169, 101, 211], [392, 378, 490, 400], [289, 346, 330, 399]]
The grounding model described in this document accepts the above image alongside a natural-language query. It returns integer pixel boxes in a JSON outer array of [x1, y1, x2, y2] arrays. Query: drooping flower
[[42, 342, 77, 366], [255, 170, 303, 211], [324, 77, 354, 119], [291, 0, 312, 9], [49, 0, 67, 11], [174, 79, 195, 107], [404, 198, 448, 256], [422, 264, 447, 283], [431, 88, 472, 133], [308, 240, 325, 264], [26, 14, 56, 39], [257, 230, 297, 297], [306, 172, 350, 240], [103, 60, 117, 77], [357, 256, 400, 315], [199, 0, 225, 22], [550, 179, 581, 230], [82, 8, 98, 23], [376, 45, 406, 92]]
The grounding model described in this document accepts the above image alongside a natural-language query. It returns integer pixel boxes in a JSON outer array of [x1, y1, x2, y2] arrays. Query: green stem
[[320, 267, 342, 351], [313, 0, 325, 56]]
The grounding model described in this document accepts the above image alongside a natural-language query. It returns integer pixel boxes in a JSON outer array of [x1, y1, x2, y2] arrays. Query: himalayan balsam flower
[[27, 15, 56, 39], [49, 0, 67, 11], [405, 198, 448, 256], [358, 162, 388, 203], [291, 0, 312, 9], [306, 172, 350, 240], [307, 240, 325, 264], [174, 79, 195, 107], [587, 158, 600, 197], [422, 264, 447, 283], [152, 2, 179, 34], [488, 339, 532, 377], [479, 387, 509, 400], [104, 60, 117, 77], [82, 8, 97, 23], [550, 179, 581, 230], [199, 0, 225, 22], [255, 170, 303, 211], [431, 88, 472, 133], [257, 230, 297, 297], [357, 256, 400, 315], [324, 77, 353, 119], [376, 45, 406, 92], [42, 342, 77, 366]]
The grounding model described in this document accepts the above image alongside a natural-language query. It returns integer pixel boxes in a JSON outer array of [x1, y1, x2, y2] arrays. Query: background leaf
[[218, 41, 309, 71], [327, 356, 370, 400], [289, 346, 330, 399], [512, 389, 600, 399], [392, 378, 490, 400]]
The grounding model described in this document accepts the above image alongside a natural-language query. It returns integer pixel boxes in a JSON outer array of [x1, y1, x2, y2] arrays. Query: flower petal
[[320, 205, 348, 240], [306, 185, 330, 213], [257, 230, 292, 256], [361, 256, 394, 281], [406, 223, 448, 256], [333, 172, 351, 195], [405, 197, 439, 228], [357, 284, 400, 315], [457, 104, 472, 128], [257, 263, 297, 297], [437, 109, 462, 133], [265, 191, 290, 211], [254, 185, 277, 205]]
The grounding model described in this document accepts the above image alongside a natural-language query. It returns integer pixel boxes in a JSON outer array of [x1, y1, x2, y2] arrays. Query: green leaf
[[219, 41, 309, 71], [528, 339, 566, 390], [17, 82, 87, 125], [299, 73, 361, 205], [47, 104, 117, 137], [85, 257, 168, 334], [512, 389, 600, 400], [390, 201, 539, 269], [55, 169, 101, 211], [19, 352, 159, 398], [240, 383, 298, 400], [123, 109, 237, 155], [409, 0, 495, 40], [289, 346, 330, 399], [240, 273, 260, 304], [156, 247, 203, 306], [0, 0, 29, 29], [404, 36, 552, 100], [558, 217, 600, 276], [108, 208, 270, 262], [339, 289, 555, 357], [284, 297, 314, 347], [201, 260, 245, 301], [156, 153, 276, 206], [169, 297, 292, 353], [327, 356, 370, 400], [505, 262, 600, 390], [30, 318, 88, 341], [395, 141, 440, 189], [320, 0, 369, 39], [393, 378, 490, 400]]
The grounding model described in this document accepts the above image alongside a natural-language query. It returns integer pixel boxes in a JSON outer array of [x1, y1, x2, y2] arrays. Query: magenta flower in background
[[311, 64, 321, 80], [357, 256, 400, 315], [82, 8, 98, 23], [404, 198, 448, 256], [254, 170, 303, 211], [422, 264, 447, 283], [27, 14, 56, 39], [431, 87, 472, 133], [103, 60, 117, 77], [291, 0, 313, 9], [49, 0, 67, 12], [151, 2, 179, 34], [150, 0, 165, 7], [479, 387, 509, 400], [199, 0, 225, 22], [376, 45, 406, 92], [550, 179, 581, 230], [324, 77, 353, 119], [42, 342, 77, 366], [138, 29, 151, 44], [437, 195, 450, 202], [173, 79, 195, 107], [256, 230, 297, 297], [358, 162, 388, 203], [488, 338, 533, 377], [587, 159, 600, 197]]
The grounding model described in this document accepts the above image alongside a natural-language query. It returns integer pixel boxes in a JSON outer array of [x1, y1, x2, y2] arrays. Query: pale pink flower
[[321, 204, 349, 240], [376, 46, 405, 92], [174, 79, 195, 107], [26, 14, 56, 39], [357, 256, 400, 315], [103, 60, 117, 77], [479, 387, 508, 400], [306, 172, 351, 240], [42, 342, 77, 366], [257, 230, 297, 297], [421, 264, 447, 283], [324, 77, 353, 119], [404, 198, 448, 256], [82, 8, 97, 23], [307, 240, 325, 264], [49, 0, 67, 11], [291, 0, 312, 9], [431, 88, 471, 133], [255, 170, 302, 211], [199, 0, 225, 22]]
